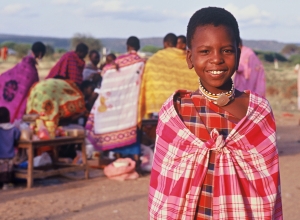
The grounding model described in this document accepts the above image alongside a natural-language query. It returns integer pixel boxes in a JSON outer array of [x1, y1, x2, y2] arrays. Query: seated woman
[[26, 78, 95, 127], [0, 42, 46, 123]]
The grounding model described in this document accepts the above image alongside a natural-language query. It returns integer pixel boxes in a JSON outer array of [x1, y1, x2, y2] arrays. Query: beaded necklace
[[198, 79, 235, 106]]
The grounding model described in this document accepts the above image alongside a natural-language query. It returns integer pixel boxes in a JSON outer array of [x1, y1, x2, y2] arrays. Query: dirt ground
[[0, 111, 299, 220], [0, 58, 300, 219]]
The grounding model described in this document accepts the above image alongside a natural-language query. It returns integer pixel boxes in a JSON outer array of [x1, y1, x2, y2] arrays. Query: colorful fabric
[[86, 52, 144, 151], [234, 46, 266, 97], [139, 48, 199, 120], [26, 78, 86, 126], [176, 92, 238, 219], [0, 55, 39, 122], [46, 51, 85, 85], [149, 90, 282, 220]]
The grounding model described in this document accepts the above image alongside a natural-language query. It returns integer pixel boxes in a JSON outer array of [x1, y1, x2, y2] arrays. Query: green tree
[[289, 54, 300, 65], [56, 48, 67, 54], [71, 33, 102, 52], [0, 41, 17, 49], [141, 45, 161, 53], [281, 44, 300, 55], [45, 44, 55, 57], [14, 43, 31, 58]]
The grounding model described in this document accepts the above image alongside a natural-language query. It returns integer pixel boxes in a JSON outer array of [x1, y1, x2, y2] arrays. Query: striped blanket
[[149, 91, 282, 219], [86, 52, 144, 151], [139, 48, 199, 121]]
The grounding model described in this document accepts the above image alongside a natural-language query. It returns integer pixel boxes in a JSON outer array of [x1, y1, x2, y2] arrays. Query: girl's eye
[[223, 49, 233, 54], [199, 50, 209, 54]]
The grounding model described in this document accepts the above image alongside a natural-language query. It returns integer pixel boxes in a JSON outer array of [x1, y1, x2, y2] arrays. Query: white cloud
[[2, 4, 28, 15], [78, 0, 188, 22], [225, 4, 274, 27], [51, 0, 79, 5]]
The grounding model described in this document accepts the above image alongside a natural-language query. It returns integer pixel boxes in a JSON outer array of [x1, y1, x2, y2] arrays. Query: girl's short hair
[[186, 7, 240, 49]]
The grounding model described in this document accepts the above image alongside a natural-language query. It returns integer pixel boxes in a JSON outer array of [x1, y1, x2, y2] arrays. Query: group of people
[[0, 5, 281, 219]]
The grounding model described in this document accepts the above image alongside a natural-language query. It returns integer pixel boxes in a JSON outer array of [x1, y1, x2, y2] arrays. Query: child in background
[[148, 7, 282, 219], [0, 107, 20, 190]]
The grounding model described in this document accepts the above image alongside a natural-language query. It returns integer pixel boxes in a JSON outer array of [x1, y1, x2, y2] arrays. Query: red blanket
[[149, 91, 282, 219]]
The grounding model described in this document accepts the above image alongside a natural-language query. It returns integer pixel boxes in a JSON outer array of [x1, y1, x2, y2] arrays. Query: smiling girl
[[149, 7, 282, 220]]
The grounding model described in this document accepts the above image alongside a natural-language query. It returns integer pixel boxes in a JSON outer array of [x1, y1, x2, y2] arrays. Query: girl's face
[[186, 24, 240, 94]]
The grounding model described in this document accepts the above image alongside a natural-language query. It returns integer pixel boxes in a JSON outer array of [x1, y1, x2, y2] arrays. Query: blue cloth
[[111, 129, 142, 156], [112, 141, 141, 156], [0, 126, 20, 159]]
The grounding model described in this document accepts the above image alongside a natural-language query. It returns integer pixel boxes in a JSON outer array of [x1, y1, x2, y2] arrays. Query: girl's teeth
[[210, 71, 223, 75]]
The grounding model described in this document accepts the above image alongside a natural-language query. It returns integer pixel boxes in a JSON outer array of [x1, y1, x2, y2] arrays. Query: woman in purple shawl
[[0, 42, 46, 123]]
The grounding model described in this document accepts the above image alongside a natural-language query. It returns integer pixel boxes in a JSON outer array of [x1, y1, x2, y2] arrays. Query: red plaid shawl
[[46, 51, 85, 85], [149, 90, 282, 220]]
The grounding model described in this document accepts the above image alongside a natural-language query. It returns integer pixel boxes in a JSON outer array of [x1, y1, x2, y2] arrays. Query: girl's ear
[[186, 49, 194, 69]]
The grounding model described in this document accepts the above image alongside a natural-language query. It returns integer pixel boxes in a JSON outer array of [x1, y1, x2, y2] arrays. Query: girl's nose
[[209, 52, 224, 64]]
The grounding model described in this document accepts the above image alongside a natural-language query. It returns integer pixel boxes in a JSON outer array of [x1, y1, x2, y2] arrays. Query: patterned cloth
[[175, 92, 238, 219], [85, 51, 145, 151], [149, 90, 282, 220], [234, 46, 266, 97], [46, 51, 85, 85], [0, 55, 39, 122], [138, 48, 199, 121], [26, 78, 86, 126]]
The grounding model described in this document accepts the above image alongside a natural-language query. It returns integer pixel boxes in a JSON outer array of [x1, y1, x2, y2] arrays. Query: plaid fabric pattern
[[46, 51, 85, 85], [176, 93, 238, 219], [149, 90, 282, 220], [176, 92, 238, 219]]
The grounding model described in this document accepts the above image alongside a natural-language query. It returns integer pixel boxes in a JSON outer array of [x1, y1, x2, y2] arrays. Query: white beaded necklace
[[198, 79, 235, 106]]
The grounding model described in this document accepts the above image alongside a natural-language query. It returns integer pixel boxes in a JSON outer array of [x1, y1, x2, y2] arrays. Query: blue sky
[[0, 0, 299, 43]]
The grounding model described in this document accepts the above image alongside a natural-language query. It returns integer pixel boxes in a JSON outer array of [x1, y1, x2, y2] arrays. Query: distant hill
[[0, 33, 296, 53]]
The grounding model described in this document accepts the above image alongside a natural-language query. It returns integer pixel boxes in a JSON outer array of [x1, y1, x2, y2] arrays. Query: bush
[[0, 41, 17, 49], [45, 45, 55, 57], [254, 50, 288, 62], [71, 33, 102, 52], [56, 48, 67, 54], [141, 45, 161, 53], [289, 54, 300, 65], [14, 43, 31, 58]]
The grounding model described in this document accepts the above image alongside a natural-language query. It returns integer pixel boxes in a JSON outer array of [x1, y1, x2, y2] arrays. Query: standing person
[[46, 43, 89, 85], [1, 46, 8, 61], [149, 7, 282, 219], [139, 33, 198, 120], [0, 42, 46, 123], [234, 39, 266, 97], [0, 107, 21, 190], [99, 53, 117, 72], [176, 35, 187, 51], [86, 36, 144, 167], [82, 50, 100, 81]]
